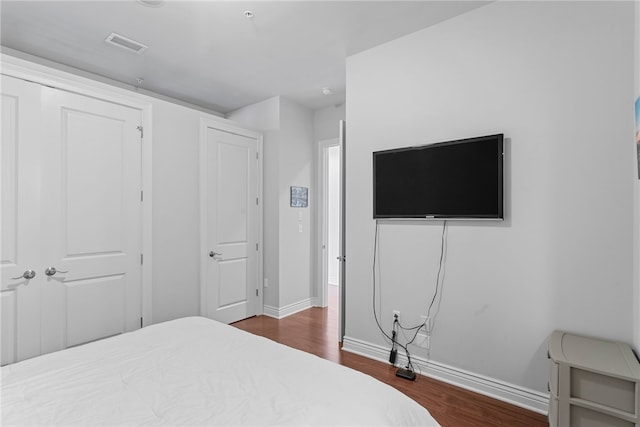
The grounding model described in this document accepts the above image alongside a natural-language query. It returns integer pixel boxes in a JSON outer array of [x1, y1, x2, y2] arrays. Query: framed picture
[[290, 186, 308, 207]]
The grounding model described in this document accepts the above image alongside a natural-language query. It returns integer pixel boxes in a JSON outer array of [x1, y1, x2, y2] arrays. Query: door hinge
[[256, 197, 259, 205], [256, 152, 259, 160], [140, 317, 143, 328], [256, 289, 259, 297], [137, 125, 143, 138], [141, 190, 144, 202], [256, 243, 258, 251], [140, 254, 144, 265]]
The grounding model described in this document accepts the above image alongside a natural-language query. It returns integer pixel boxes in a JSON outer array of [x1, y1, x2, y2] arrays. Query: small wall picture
[[290, 186, 308, 207]]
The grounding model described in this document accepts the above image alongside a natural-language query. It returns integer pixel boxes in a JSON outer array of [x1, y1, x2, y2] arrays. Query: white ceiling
[[0, 1, 489, 113]]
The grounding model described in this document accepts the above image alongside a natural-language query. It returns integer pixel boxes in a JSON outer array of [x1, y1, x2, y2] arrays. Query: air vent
[[105, 33, 148, 54]]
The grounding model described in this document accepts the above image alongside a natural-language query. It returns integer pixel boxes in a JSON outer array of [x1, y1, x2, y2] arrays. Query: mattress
[[1, 316, 440, 426]]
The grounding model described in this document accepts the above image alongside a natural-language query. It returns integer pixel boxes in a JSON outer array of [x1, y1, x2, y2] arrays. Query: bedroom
[[2, 1, 639, 426]]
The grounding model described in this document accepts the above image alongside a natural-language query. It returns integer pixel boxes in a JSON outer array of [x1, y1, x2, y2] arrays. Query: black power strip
[[395, 368, 416, 381]]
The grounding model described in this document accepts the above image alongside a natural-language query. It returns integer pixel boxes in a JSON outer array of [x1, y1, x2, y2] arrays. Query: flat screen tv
[[373, 134, 504, 220]]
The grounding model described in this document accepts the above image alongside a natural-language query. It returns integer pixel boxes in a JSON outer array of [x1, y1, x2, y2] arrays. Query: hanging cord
[[373, 220, 448, 375], [427, 220, 448, 320], [372, 221, 412, 360], [403, 220, 448, 349]]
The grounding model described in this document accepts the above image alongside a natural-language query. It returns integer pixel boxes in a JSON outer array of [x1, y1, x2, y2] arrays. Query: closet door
[[39, 87, 143, 353], [1, 76, 43, 364]]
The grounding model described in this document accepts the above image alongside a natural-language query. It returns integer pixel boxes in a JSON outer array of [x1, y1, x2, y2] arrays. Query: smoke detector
[[138, 0, 165, 7]]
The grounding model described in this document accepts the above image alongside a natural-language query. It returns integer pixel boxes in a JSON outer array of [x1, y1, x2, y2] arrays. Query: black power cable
[[372, 220, 448, 378], [405, 220, 448, 349], [372, 221, 412, 360]]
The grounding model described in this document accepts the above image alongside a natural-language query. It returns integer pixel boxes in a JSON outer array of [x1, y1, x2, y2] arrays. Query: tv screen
[[373, 134, 504, 220]]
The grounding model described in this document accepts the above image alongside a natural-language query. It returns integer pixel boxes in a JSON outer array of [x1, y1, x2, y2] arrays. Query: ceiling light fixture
[[137, 0, 166, 7], [322, 87, 332, 95], [105, 33, 148, 54], [244, 11, 254, 19]]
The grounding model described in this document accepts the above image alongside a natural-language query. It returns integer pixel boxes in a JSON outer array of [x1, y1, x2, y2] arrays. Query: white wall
[[262, 129, 281, 309], [228, 97, 280, 132], [314, 104, 346, 143], [345, 0, 635, 398], [151, 99, 202, 323], [278, 98, 315, 307]]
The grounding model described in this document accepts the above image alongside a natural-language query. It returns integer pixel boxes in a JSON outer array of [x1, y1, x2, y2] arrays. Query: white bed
[[1, 316, 440, 426]]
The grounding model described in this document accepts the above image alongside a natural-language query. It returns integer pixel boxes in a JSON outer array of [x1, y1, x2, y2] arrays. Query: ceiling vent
[[105, 33, 148, 54]]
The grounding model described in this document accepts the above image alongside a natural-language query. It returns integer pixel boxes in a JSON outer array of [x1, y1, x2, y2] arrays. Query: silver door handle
[[11, 270, 36, 280], [209, 251, 222, 258], [45, 267, 68, 276]]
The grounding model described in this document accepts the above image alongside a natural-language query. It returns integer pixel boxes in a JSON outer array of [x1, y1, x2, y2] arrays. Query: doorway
[[317, 138, 341, 331], [327, 145, 341, 308]]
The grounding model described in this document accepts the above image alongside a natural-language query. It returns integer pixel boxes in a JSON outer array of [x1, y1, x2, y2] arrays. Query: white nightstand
[[548, 331, 640, 427]]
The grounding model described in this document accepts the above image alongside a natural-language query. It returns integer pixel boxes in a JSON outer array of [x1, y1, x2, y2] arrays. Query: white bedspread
[[1, 316, 440, 426]]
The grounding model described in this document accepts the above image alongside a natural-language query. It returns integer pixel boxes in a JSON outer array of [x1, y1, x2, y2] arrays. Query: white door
[[0, 76, 142, 364], [203, 127, 258, 324], [39, 87, 142, 353], [1, 76, 43, 364]]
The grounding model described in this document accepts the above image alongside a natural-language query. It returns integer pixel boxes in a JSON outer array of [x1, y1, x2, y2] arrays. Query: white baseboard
[[342, 335, 549, 415], [263, 298, 313, 319]]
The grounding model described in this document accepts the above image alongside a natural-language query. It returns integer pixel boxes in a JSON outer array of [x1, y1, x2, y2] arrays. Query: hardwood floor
[[233, 286, 548, 427]]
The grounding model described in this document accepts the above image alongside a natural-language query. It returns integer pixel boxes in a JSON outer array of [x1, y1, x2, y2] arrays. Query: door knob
[[209, 251, 222, 258], [11, 270, 36, 280], [45, 267, 68, 276]]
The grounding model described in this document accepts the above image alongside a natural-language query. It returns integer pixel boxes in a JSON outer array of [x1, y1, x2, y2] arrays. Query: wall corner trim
[[263, 298, 313, 320], [342, 336, 549, 415]]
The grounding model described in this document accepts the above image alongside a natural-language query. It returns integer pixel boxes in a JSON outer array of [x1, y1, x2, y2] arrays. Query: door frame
[[315, 138, 340, 308], [199, 116, 264, 318], [0, 53, 154, 327]]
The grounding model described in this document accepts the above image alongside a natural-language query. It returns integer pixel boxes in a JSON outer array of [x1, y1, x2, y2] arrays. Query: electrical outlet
[[416, 315, 431, 349], [416, 329, 430, 349], [392, 310, 400, 325], [420, 315, 430, 334]]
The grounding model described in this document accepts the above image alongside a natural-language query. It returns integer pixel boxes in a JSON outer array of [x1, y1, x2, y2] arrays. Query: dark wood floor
[[233, 286, 548, 427]]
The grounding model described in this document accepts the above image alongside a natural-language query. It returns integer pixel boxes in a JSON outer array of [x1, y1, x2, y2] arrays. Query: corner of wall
[[276, 97, 315, 308], [633, 0, 640, 352], [226, 96, 281, 131]]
